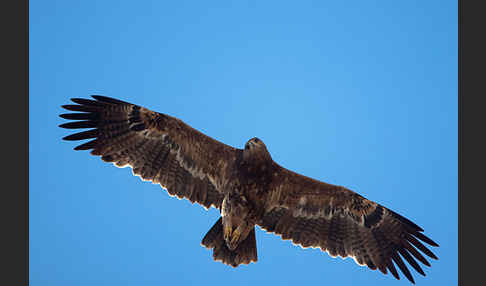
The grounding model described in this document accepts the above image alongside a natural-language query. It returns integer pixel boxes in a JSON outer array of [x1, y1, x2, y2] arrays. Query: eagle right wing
[[258, 166, 438, 284], [60, 95, 242, 210]]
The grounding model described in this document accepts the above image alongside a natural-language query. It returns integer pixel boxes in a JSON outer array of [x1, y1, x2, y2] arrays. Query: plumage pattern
[[259, 168, 438, 283], [60, 95, 239, 209], [60, 95, 438, 284]]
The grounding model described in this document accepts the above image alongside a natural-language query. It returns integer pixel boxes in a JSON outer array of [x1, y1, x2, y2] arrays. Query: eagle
[[60, 95, 438, 284]]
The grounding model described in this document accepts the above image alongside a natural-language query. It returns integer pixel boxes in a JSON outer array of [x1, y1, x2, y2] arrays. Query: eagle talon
[[224, 225, 232, 243], [228, 228, 241, 250]]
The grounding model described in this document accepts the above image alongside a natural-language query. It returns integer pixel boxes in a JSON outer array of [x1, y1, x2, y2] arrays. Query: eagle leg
[[228, 223, 252, 250], [223, 222, 233, 246]]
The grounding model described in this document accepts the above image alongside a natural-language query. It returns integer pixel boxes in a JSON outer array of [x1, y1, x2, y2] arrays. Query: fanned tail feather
[[201, 218, 258, 267]]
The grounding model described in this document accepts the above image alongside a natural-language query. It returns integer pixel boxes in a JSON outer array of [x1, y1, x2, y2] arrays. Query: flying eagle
[[60, 95, 438, 284]]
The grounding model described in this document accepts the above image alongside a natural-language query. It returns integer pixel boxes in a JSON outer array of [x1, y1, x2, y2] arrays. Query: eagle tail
[[201, 218, 258, 267]]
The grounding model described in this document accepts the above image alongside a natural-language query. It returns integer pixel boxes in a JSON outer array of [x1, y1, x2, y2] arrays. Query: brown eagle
[[60, 95, 438, 284]]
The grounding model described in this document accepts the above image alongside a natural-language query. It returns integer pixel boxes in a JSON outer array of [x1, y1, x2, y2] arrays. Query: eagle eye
[[254, 138, 260, 143]]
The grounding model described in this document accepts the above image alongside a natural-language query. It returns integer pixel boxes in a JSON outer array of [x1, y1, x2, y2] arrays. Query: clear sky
[[30, 1, 457, 285]]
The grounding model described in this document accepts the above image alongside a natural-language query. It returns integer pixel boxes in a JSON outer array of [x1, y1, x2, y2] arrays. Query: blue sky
[[30, 1, 457, 285]]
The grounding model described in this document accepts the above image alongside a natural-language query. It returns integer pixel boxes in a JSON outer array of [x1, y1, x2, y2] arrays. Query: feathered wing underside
[[60, 95, 240, 209], [258, 167, 438, 284]]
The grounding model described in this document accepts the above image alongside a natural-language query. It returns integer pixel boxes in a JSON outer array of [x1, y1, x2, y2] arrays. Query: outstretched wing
[[60, 95, 241, 209], [258, 166, 438, 284]]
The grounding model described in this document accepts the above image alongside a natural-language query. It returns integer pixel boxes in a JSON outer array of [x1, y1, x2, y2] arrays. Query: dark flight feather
[[59, 95, 237, 210]]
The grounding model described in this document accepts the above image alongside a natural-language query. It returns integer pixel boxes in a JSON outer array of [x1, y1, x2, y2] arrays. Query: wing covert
[[258, 166, 438, 284], [60, 95, 240, 209]]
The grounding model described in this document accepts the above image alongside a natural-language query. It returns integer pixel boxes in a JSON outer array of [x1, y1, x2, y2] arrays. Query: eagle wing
[[60, 95, 241, 209], [258, 166, 438, 284]]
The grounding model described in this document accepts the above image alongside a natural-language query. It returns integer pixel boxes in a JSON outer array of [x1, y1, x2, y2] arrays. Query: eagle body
[[60, 96, 438, 284]]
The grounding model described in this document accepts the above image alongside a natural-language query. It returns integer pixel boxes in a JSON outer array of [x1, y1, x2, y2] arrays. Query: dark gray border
[[4, 0, 28, 285], [459, 0, 483, 285]]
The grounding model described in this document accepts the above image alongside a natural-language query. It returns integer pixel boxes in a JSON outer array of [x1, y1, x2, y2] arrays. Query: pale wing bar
[[258, 173, 438, 284], [60, 95, 224, 209]]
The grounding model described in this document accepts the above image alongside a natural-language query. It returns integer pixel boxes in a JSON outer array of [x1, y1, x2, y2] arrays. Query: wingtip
[[428, 237, 439, 248], [415, 231, 439, 247], [70, 97, 85, 103], [91, 95, 130, 105]]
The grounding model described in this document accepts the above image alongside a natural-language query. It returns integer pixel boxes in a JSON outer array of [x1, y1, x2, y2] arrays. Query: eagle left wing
[[258, 166, 438, 284], [60, 95, 241, 210]]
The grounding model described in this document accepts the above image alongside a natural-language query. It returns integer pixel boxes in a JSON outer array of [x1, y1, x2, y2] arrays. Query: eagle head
[[243, 137, 271, 162]]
